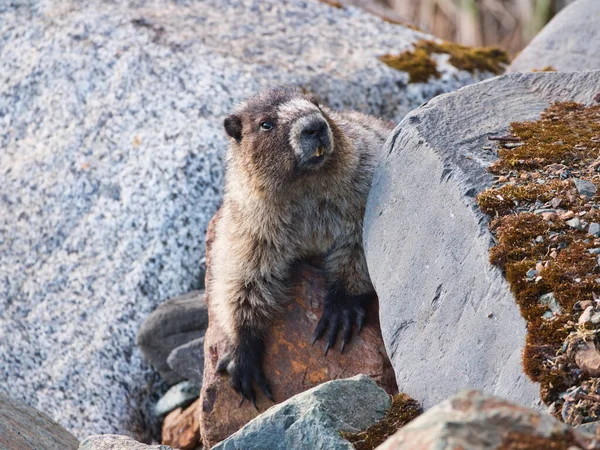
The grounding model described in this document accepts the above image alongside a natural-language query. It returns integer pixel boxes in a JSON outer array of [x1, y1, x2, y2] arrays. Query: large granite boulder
[[213, 374, 391, 450], [0, 0, 496, 438], [364, 70, 600, 410], [199, 212, 397, 448], [0, 392, 79, 450], [508, 0, 600, 73], [375, 390, 597, 450]]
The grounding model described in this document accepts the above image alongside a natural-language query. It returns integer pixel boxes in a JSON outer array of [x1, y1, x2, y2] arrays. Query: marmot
[[211, 87, 394, 405]]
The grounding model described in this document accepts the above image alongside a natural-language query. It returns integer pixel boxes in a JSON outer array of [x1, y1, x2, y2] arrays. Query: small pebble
[[526, 269, 538, 279], [566, 218, 582, 229], [535, 235, 544, 243], [561, 211, 576, 220], [573, 178, 597, 198], [579, 306, 594, 324], [589, 222, 600, 237]]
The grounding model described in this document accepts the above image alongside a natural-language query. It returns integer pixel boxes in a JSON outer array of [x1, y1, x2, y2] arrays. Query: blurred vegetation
[[341, 0, 576, 55]]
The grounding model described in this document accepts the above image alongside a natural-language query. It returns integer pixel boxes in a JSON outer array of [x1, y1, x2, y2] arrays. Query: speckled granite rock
[[364, 71, 600, 411], [0, 392, 79, 450], [137, 291, 208, 384], [78, 435, 172, 450], [508, 0, 600, 73], [0, 0, 497, 438], [213, 375, 390, 450]]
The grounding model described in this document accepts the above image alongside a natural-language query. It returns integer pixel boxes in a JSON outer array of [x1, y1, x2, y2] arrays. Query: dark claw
[[341, 311, 352, 354], [356, 309, 366, 334], [312, 287, 371, 355], [311, 315, 328, 345]]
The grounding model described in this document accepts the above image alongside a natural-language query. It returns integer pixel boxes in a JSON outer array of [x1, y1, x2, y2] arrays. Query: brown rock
[[161, 399, 201, 450], [574, 341, 600, 377], [375, 390, 596, 450], [561, 210, 576, 220], [0, 392, 79, 450], [579, 306, 595, 324], [198, 212, 397, 448]]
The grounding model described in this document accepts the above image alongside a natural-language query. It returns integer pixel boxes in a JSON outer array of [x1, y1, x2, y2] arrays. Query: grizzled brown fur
[[210, 87, 394, 403]]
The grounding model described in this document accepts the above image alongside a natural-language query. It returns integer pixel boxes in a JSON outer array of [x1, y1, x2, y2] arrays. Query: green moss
[[340, 393, 421, 450], [379, 40, 509, 83], [476, 102, 600, 414], [379, 47, 440, 83]]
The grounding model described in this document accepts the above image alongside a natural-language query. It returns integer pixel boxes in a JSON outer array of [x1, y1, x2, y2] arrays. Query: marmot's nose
[[302, 119, 328, 139]]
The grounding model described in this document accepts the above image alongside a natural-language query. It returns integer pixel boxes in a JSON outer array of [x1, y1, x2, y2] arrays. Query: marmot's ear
[[224, 114, 243, 142]]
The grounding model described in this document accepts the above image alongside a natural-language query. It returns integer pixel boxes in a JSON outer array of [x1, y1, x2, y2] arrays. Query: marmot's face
[[224, 88, 335, 190]]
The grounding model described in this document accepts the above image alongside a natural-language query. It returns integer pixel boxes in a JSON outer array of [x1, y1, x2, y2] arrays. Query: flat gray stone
[[137, 291, 208, 384], [364, 70, 600, 411], [573, 178, 597, 198], [166, 336, 205, 387], [213, 374, 390, 450], [153, 381, 199, 417], [78, 435, 172, 450], [0, 0, 495, 438], [508, 0, 600, 73], [0, 392, 79, 450]]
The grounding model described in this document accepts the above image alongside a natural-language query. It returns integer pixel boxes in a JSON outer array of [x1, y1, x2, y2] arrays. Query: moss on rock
[[340, 393, 421, 450], [379, 40, 509, 83], [477, 102, 600, 419]]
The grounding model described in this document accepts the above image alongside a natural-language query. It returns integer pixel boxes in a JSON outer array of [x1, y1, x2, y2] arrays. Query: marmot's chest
[[291, 197, 359, 254]]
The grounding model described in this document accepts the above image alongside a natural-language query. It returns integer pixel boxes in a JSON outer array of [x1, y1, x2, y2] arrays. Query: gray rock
[[508, 0, 600, 73], [153, 381, 199, 417], [575, 421, 600, 436], [588, 223, 600, 237], [0, 0, 493, 438], [573, 178, 598, 198], [137, 291, 208, 384], [375, 390, 592, 450], [0, 392, 79, 450], [166, 336, 205, 387], [213, 374, 390, 450], [78, 435, 172, 450], [364, 70, 600, 411], [539, 292, 561, 314], [566, 217, 584, 230]]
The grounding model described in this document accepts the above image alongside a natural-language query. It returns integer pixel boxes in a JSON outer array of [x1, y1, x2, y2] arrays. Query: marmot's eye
[[260, 122, 274, 131]]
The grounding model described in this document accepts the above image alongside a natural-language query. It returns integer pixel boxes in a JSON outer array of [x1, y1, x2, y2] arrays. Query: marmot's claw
[[312, 296, 368, 354], [224, 347, 274, 407]]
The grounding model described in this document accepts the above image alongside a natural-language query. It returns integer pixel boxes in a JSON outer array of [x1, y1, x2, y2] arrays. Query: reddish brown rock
[[161, 399, 201, 450], [375, 390, 598, 450], [574, 341, 600, 377], [198, 212, 397, 448]]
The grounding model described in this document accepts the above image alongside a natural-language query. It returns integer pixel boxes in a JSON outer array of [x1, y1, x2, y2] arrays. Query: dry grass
[[341, 0, 576, 55]]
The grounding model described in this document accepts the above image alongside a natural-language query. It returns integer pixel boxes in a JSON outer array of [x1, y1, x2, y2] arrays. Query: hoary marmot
[[211, 87, 394, 405]]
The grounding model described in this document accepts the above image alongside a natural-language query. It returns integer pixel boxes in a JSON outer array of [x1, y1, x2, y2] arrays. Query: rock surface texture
[[364, 71, 600, 410], [0, 392, 79, 450], [166, 336, 206, 387], [78, 435, 172, 450], [200, 213, 397, 448], [508, 0, 600, 73], [0, 0, 494, 438], [375, 390, 597, 450], [213, 375, 391, 450], [161, 398, 201, 450], [137, 291, 208, 384]]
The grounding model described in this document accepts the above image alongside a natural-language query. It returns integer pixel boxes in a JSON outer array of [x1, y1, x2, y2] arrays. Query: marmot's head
[[224, 88, 338, 191]]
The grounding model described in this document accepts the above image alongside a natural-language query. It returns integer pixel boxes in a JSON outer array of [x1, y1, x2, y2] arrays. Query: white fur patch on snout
[[288, 114, 333, 158]]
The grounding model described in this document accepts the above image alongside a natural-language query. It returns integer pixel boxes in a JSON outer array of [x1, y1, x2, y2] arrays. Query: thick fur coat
[[210, 88, 394, 403]]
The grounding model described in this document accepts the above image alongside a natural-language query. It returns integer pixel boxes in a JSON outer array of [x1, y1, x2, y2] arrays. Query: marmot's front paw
[[216, 341, 274, 408], [311, 293, 370, 355]]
